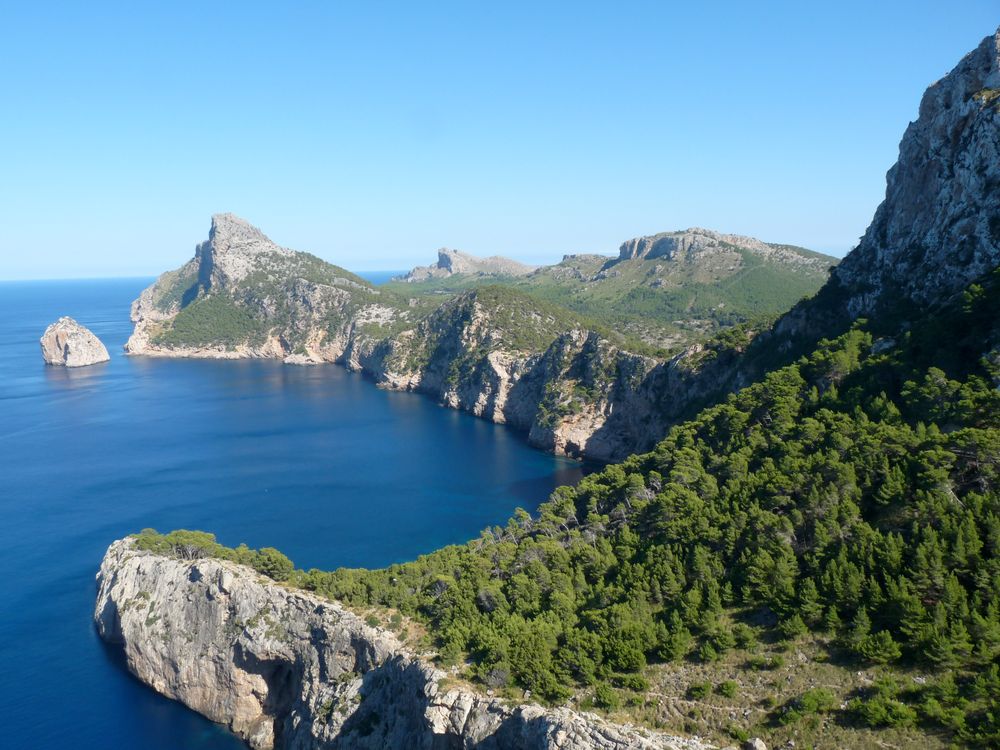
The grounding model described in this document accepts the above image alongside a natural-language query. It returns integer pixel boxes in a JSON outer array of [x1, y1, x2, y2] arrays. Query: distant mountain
[[395, 248, 537, 282], [390, 228, 837, 349]]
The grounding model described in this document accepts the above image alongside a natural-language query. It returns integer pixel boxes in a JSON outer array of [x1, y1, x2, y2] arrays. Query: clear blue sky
[[1, 2, 997, 279]]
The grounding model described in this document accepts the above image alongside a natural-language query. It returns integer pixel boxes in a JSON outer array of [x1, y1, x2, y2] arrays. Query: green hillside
[[385, 239, 837, 353], [136, 267, 1000, 748]]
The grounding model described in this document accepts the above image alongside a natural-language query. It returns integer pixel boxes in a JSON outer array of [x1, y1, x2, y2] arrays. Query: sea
[[0, 277, 587, 749]]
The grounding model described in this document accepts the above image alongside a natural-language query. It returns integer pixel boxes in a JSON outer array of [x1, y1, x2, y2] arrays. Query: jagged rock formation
[[125, 214, 386, 362], [39, 316, 110, 367], [94, 538, 711, 750], [831, 28, 1000, 318], [397, 248, 537, 282], [671, 26, 1000, 407]]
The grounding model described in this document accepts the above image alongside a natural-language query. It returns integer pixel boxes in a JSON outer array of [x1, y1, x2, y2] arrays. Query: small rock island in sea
[[40, 316, 110, 367]]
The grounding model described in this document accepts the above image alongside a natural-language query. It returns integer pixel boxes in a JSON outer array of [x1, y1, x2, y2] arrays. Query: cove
[[0, 277, 586, 749]]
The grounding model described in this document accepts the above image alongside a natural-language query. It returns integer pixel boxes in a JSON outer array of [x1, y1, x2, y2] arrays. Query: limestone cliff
[[39, 316, 110, 367], [830, 28, 1000, 319], [397, 248, 537, 282], [612, 228, 828, 272], [658, 26, 1000, 410], [95, 538, 711, 750], [124, 217, 684, 461]]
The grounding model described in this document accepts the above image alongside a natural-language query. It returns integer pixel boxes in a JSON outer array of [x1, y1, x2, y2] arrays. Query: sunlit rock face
[[39, 316, 110, 367]]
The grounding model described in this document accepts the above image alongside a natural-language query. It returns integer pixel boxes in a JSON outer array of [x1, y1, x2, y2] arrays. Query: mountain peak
[[208, 213, 275, 254], [831, 27, 1000, 318]]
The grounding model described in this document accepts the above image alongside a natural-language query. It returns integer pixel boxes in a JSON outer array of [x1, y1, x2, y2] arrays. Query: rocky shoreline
[[94, 538, 714, 750]]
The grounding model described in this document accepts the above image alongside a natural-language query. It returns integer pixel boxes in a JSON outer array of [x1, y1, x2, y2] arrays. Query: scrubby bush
[[778, 688, 837, 725]]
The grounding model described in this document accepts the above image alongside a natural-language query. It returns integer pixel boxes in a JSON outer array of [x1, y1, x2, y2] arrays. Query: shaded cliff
[[94, 538, 711, 750]]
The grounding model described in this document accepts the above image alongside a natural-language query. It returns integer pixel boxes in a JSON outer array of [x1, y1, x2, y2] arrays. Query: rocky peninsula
[[122, 211, 835, 462], [95, 538, 712, 750]]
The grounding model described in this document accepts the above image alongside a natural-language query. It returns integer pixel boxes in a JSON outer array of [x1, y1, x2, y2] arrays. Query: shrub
[[778, 688, 838, 725], [779, 614, 809, 639], [717, 680, 738, 698], [593, 682, 621, 710], [748, 654, 784, 671], [613, 673, 650, 691], [848, 695, 917, 728], [253, 547, 295, 581], [857, 630, 902, 664], [687, 682, 712, 700], [732, 623, 758, 649]]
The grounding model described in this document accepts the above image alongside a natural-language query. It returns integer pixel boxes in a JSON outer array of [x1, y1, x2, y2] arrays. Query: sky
[[0, 2, 997, 279]]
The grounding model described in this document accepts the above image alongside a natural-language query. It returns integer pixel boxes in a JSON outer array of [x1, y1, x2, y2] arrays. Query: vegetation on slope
[[149, 249, 386, 350], [153, 293, 267, 347], [385, 243, 836, 352], [138, 268, 1000, 747]]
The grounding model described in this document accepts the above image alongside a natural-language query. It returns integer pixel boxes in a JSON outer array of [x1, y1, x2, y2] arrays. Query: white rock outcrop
[[39, 316, 110, 367], [397, 248, 537, 282], [95, 539, 712, 750], [614, 228, 827, 271]]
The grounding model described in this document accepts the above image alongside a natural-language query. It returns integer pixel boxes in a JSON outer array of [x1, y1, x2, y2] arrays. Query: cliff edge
[[94, 538, 712, 750]]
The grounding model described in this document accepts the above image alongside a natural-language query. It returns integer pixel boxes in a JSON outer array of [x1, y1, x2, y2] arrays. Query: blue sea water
[[0, 277, 586, 749]]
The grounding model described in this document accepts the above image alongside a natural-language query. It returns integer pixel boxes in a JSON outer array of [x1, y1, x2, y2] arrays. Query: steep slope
[[112, 266, 1000, 747], [126, 213, 396, 360], [95, 537, 709, 750], [124, 217, 727, 461], [831, 29, 1000, 319], [647, 26, 1000, 425]]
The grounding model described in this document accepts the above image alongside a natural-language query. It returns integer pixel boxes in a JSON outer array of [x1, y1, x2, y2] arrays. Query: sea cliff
[[94, 538, 711, 750], [124, 217, 710, 462]]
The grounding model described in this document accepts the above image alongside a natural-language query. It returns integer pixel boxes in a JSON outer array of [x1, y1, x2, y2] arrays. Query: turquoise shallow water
[[0, 277, 586, 749]]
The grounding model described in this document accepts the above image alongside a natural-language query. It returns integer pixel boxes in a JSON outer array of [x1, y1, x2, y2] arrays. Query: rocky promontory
[[39, 316, 110, 367], [95, 538, 711, 750], [121, 214, 695, 461], [396, 248, 538, 282]]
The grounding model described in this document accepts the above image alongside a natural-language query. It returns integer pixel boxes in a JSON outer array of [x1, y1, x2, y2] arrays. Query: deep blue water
[[0, 278, 585, 749]]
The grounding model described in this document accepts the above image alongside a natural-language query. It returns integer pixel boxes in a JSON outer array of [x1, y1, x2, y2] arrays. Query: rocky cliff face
[[39, 316, 110, 367], [124, 217, 688, 461], [824, 28, 1000, 319], [397, 248, 537, 282], [613, 228, 828, 271], [95, 539, 710, 750], [685, 27, 1000, 403]]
